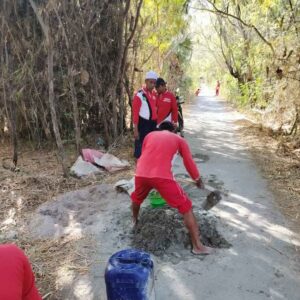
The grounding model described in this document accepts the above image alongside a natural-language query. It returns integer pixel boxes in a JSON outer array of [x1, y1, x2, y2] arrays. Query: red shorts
[[0, 244, 42, 300], [131, 176, 192, 214]]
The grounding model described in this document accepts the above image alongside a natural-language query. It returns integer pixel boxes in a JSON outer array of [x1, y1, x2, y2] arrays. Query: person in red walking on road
[[156, 78, 178, 128], [216, 80, 220, 96], [131, 121, 213, 255], [132, 70, 158, 158], [0, 244, 42, 300]]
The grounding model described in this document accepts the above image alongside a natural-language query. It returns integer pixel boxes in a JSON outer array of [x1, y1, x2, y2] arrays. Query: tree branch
[[142, 46, 159, 65], [189, 3, 275, 55], [28, 0, 49, 40], [124, 0, 131, 17], [121, 0, 143, 74]]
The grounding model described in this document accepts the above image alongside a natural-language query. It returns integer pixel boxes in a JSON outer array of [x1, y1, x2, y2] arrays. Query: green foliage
[[190, 0, 300, 109], [132, 0, 192, 94], [140, 0, 189, 67]]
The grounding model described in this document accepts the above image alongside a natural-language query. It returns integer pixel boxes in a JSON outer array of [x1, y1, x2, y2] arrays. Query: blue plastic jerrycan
[[105, 249, 155, 300]]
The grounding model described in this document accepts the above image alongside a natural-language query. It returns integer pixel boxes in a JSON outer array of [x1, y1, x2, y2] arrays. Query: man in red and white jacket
[[132, 70, 158, 158], [131, 121, 213, 255], [156, 78, 178, 127]]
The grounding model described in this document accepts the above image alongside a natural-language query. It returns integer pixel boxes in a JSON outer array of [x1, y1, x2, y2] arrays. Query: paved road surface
[[155, 89, 300, 300]]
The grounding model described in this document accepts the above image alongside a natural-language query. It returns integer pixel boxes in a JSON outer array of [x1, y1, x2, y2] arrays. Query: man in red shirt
[[156, 78, 178, 127], [131, 121, 213, 255], [0, 244, 42, 300], [216, 80, 220, 96], [132, 70, 158, 158]]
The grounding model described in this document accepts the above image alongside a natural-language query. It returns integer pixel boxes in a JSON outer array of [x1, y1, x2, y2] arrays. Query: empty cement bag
[[70, 156, 103, 178], [105, 249, 155, 300], [94, 153, 130, 172]]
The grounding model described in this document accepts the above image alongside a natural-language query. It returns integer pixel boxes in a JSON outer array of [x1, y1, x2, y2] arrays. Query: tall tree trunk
[[1, 6, 18, 167], [119, 0, 143, 133], [29, 0, 68, 176], [8, 95, 18, 166], [68, 66, 81, 154], [118, 83, 125, 134], [48, 35, 68, 176], [110, 1, 126, 140], [82, 28, 111, 146], [54, 6, 81, 154]]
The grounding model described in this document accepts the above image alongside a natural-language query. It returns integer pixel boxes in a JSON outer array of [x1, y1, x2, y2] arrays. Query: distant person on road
[[195, 88, 200, 96], [132, 71, 158, 158], [131, 121, 213, 255], [216, 80, 220, 96], [156, 78, 178, 128], [0, 244, 42, 300]]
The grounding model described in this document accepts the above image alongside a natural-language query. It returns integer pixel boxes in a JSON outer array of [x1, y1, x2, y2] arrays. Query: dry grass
[[0, 235, 96, 300], [0, 134, 135, 298], [237, 119, 300, 232]]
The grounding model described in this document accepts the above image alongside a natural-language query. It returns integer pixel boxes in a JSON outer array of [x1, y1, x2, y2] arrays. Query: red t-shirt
[[132, 88, 157, 125], [157, 91, 178, 125], [0, 244, 42, 300], [136, 130, 200, 180]]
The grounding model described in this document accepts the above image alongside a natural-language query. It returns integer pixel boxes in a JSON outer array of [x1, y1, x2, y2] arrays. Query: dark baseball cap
[[155, 77, 167, 88]]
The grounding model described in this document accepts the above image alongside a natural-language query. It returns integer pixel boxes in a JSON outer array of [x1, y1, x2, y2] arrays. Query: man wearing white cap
[[132, 70, 158, 158]]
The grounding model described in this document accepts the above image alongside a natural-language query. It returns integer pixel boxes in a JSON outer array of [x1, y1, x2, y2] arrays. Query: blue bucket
[[105, 249, 154, 300]]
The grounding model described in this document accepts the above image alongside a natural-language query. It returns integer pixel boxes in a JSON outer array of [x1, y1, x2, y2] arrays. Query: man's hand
[[134, 127, 139, 139], [195, 178, 205, 189]]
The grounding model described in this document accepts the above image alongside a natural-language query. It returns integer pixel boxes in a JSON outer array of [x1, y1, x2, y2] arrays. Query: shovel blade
[[202, 191, 222, 210]]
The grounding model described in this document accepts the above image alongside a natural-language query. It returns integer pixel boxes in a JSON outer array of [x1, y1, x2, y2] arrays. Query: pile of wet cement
[[132, 206, 231, 257]]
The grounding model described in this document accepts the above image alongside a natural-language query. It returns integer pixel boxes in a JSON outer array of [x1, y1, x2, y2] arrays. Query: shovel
[[176, 178, 222, 211]]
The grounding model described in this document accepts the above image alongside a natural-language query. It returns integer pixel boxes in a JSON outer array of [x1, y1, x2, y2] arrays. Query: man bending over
[[131, 121, 213, 255]]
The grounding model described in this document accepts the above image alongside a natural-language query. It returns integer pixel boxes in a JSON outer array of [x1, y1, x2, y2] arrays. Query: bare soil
[[130, 206, 231, 258]]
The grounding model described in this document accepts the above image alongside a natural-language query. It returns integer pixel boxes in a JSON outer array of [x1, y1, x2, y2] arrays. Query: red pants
[[0, 244, 42, 300], [131, 177, 192, 214]]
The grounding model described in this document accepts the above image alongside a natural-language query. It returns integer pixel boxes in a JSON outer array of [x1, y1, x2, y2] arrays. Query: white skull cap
[[145, 70, 158, 80]]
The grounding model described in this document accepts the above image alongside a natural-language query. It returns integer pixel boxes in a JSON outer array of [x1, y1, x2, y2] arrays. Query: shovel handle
[[176, 177, 217, 193]]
